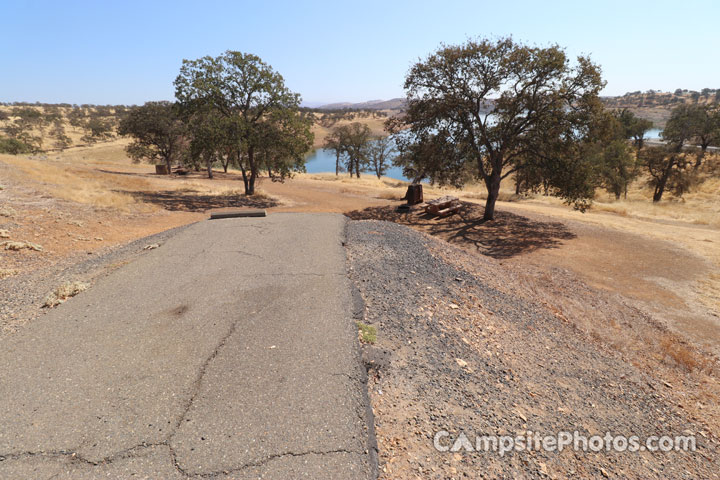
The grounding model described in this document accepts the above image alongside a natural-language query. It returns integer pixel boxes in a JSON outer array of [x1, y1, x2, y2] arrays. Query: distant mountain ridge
[[319, 98, 406, 111]]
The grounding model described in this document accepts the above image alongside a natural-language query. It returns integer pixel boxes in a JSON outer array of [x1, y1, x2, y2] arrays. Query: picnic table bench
[[424, 196, 461, 217]]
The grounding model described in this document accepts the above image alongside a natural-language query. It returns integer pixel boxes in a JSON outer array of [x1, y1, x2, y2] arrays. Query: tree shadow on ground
[[97, 168, 245, 181], [346, 201, 576, 259], [129, 191, 278, 212]]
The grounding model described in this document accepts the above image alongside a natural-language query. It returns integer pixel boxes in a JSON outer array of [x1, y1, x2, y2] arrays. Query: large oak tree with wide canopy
[[388, 37, 606, 220]]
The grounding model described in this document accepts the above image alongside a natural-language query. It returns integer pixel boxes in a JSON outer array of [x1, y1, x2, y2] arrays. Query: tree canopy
[[662, 104, 720, 168], [387, 37, 606, 220], [174, 51, 312, 194], [118, 101, 187, 171], [614, 109, 654, 154]]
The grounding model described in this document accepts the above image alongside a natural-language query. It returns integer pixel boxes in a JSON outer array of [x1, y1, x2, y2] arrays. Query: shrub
[[0, 136, 33, 154]]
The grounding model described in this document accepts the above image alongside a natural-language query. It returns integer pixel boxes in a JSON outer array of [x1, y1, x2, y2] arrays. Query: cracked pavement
[[0, 213, 376, 479]]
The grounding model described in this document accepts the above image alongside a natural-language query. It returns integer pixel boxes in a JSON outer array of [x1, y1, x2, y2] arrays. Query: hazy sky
[[1, 0, 718, 106]]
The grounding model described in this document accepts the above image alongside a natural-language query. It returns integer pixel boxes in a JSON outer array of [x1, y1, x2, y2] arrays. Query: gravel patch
[[346, 219, 718, 479]]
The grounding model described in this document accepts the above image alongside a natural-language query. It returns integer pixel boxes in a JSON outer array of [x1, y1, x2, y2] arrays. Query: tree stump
[[404, 184, 424, 205]]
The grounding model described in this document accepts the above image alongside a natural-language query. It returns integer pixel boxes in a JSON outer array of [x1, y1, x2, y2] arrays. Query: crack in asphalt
[[0, 296, 278, 477], [0, 441, 167, 467], [177, 448, 366, 479]]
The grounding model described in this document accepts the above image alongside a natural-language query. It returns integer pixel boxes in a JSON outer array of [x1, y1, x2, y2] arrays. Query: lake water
[[305, 128, 664, 180], [304, 148, 410, 182], [646, 128, 662, 139]]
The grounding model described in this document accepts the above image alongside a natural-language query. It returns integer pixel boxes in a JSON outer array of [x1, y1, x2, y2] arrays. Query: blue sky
[[1, 0, 718, 106]]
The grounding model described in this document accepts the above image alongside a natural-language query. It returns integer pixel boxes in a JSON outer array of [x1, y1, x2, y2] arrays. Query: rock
[[0, 229, 9, 238], [363, 346, 392, 372]]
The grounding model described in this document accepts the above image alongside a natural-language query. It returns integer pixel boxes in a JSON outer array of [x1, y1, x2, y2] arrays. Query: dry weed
[[43, 281, 89, 308], [0, 268, 19, 279], [659, 334, 706, 371], [2, 241, 43, 251]]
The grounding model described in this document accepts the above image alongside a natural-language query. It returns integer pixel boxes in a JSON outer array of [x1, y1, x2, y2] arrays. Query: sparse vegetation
[[43, 281, 89, 307], [0, 268, 19, 279], [660, 334, 706, 372], [2, 241, 43, 251], [356, 321, 377, 344]]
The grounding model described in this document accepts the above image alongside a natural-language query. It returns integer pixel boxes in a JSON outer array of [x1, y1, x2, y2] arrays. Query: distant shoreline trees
[[323, 123, 396, 178]]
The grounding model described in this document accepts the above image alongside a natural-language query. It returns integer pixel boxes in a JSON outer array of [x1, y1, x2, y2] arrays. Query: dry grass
[[592, 176, 720, 228], [43, 280, 88, 308], [310, 112, 389, 148], [0, 206, 17, 217], [659, 334, 707, 372], [0, 268, 19, 279], [0, 151, 153, 211], [2, 240, 43, 251], [377, 191, 404, 200]]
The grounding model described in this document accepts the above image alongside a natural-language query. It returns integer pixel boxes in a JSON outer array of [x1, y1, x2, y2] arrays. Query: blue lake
[[646, 128, 662, 139], [304, 148, 410, 182], [305, 128, 664, 180]]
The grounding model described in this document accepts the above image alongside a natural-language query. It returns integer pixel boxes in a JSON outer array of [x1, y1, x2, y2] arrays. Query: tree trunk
[[652, 160, 675, 202], [240, 167, 249, 192], [164, 156, 172, 174], [248, 171, 256, 195], [483, 171, 501, 221], [652, 182, 666, 202], [246, 147, 256, 195], [239, 150, 249, 193], [694, 147, 706, 170], [206, 156, 213, 179], [335, 152, 340, 176]]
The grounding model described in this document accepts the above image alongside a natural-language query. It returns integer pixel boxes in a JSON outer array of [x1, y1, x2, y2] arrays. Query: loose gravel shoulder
[[346, 219, 718, 479], [1, 224, 194, 334]]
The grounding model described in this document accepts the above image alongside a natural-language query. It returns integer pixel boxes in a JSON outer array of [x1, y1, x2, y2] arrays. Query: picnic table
[[424, 196, 461, 217]]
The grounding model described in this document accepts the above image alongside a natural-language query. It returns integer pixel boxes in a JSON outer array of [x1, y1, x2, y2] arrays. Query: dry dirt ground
[[347, 201, 720, 357], [347, 220, 719, 479], [1, 143, 719, 478]]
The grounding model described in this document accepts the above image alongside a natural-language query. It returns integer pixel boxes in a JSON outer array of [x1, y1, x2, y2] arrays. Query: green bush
[[0, 137, 33, 154]]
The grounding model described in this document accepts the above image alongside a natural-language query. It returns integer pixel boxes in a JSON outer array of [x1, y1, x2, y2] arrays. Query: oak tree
[[118, 101, 187, 172], [175, 51, 311, 195], [388, 37, 605, 220]]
